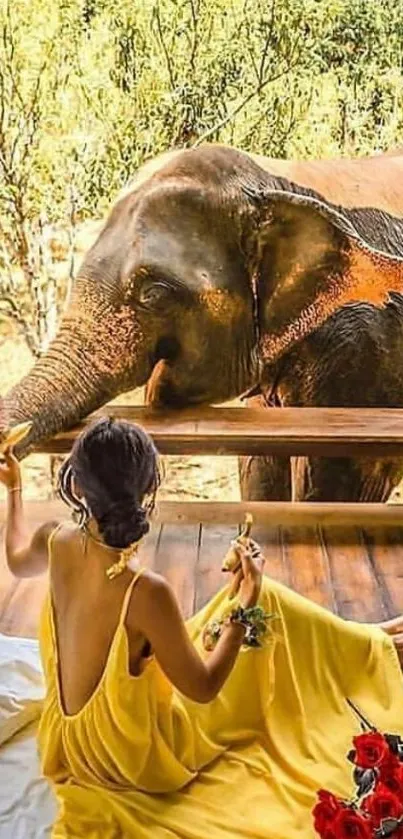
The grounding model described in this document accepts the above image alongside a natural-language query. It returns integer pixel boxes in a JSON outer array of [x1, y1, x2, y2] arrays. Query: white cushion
[[0, 635, 43, 746]]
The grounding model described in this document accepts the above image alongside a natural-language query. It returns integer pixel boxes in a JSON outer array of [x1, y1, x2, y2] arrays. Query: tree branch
[[152, 2, 176, 90], [0, 296, 41, 357], [66, 182, 78, 305], [258, 0, 277, 85], [192, 43, 302, 148], [242, 0, 260, 83], [188, 0, 199, 74]]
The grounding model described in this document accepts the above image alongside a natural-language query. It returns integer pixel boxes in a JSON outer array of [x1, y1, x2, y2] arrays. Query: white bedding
[[0, 635, 56, 838]]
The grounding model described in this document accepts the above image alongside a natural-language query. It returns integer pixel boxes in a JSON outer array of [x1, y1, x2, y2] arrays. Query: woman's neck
[[83, 518, 118, 552], [80, 518, 142, 581]]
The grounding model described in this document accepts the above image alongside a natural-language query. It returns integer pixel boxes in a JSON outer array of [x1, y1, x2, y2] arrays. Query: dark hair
[[58, 417, 160, 549]]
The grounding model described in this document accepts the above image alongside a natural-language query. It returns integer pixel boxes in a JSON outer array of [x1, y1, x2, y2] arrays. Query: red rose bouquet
[[313, 699, 403, 839]]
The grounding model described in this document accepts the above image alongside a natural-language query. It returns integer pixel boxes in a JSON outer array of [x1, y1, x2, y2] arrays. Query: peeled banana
[[221, 512, 253, 572], [0, 421, 33, 454]]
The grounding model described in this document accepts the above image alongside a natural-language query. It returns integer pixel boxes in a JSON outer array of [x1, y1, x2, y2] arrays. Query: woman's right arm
[[0, 450, 59, 577], [133, 544, 263, 704]]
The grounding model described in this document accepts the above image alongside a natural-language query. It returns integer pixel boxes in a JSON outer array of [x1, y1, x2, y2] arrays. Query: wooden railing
[[28, 405, 403, 528], [35, 405, 403, 458], [2, 404, 403, 633], [0, 499, 402, 528]]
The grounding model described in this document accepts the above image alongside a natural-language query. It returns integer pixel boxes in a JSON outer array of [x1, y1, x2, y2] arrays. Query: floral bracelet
[[202, 605, 275, 651]]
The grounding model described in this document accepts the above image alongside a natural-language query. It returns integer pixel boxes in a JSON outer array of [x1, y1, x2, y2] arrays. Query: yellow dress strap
[[118, 566, 145, 627], [47, 522, 64, 563]]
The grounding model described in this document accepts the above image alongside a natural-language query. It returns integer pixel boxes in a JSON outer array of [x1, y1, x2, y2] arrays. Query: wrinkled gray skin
[[5, 144, 403, 501]]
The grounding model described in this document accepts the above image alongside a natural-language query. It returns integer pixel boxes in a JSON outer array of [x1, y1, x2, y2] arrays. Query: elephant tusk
[[240, 383, 263, 401]]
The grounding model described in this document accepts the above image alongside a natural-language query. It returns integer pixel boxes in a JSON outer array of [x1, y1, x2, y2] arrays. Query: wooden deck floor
[[1, 507, 403, 637]]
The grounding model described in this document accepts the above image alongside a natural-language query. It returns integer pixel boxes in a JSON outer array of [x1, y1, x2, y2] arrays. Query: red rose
[[363, 783, 403, 827], [322, 828, 339, 839], [332, 808, 372, 839], [380, 758, 403, 800], [353, 732, 391, 769], [322, 829, 338, 839], [313, 790, 343, 836]]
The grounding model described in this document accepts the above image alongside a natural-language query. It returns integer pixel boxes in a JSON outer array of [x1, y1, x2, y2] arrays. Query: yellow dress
[[38, 534, 403, 839]]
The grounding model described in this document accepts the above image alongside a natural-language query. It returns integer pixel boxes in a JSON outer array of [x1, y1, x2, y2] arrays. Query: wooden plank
[[321, 526, 387, 622], [35, 405, 403, 458], [363, 527, 403, 619], [283, 526, 336, 610], [1, 516, 403, 636], [195, 524, 237, 611], [253, 526, 290, 587], [153, 524, 200, 619], [2, 499, 403, 528], [137, 521, 162, 570]]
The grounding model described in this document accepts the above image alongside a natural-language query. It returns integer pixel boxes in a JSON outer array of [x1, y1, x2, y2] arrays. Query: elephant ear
[[255, 191, 403, 363]]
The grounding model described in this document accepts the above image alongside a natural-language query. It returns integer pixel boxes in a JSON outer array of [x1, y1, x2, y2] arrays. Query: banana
[[221, 512, 253, 572], [0, 421, 33, 454]]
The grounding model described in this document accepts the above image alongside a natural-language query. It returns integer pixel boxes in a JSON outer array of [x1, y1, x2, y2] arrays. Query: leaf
[[374, 817, 403, 837], [385, 734, 402, 753], [353, 766, 376, 797], [385, 734, 403, 761]]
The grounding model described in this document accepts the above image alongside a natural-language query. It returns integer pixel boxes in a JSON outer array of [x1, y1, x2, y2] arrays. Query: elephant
[[3, 143, 403, 502]]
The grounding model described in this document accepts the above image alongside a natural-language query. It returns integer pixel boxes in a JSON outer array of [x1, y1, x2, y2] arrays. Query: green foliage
[[0, 0, 402, 240]]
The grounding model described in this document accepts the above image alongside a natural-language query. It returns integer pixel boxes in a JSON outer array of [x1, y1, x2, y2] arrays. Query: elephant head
[[4, 144, 403, 454]]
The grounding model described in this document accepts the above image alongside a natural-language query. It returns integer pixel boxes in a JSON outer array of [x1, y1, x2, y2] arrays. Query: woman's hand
[[228, 539, 265, 609], [0, 449, 21, 491]]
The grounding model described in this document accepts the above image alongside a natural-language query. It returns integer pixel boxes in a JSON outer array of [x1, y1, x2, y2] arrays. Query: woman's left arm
[[0, 450, 59, 578]]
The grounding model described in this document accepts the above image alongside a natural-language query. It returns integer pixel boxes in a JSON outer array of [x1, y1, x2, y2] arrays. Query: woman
[[1, 416, 403, 839]]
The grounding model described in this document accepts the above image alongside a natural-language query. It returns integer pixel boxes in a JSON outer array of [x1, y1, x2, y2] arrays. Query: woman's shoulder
[[134, 568, 170, 597], [126, 568, 172, 624], [46, 521, 83, 575], [49, 520, 81, 544], [29, 518, 71, 556]]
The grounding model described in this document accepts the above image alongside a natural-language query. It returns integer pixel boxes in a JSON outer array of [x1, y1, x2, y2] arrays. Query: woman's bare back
[[50, 525, 150, 717]]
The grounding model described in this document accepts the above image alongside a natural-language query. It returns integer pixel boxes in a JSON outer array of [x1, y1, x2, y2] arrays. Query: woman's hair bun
[[97, 500, 150, 549], [64, 418, 160, 549]]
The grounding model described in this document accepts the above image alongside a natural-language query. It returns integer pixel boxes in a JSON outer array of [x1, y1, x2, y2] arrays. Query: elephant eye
[[138, 282, 172, 307]]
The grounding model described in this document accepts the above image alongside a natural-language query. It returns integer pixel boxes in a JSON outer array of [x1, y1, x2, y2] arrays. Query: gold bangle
[[8, 486, 21, 494]]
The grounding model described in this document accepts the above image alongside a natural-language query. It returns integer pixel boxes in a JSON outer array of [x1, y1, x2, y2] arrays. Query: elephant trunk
[[5, 328, 110, 453], [3, 278, 149, 456]]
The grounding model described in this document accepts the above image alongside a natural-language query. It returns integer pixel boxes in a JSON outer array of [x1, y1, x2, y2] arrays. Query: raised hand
[[0, 449, 21, 492], [228, 539, 265, 608]]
